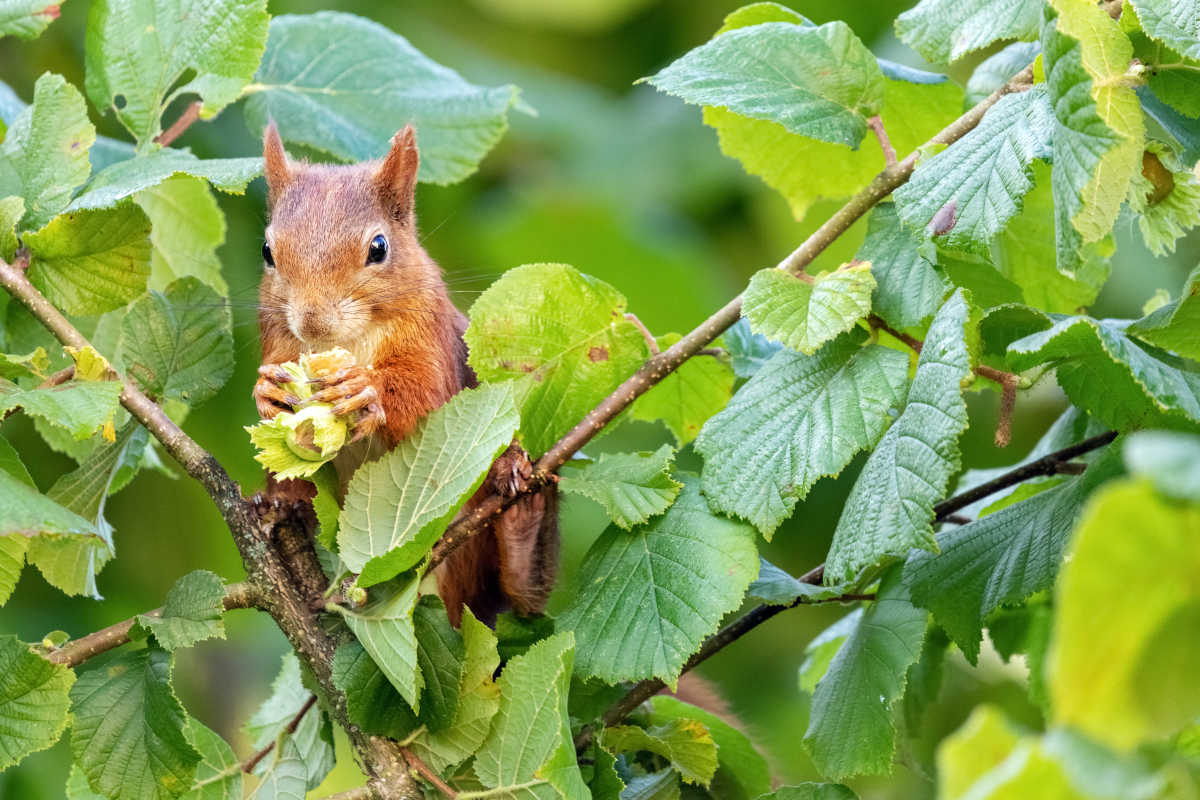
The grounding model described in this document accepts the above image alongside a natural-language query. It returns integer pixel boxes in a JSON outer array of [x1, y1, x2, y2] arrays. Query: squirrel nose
[[290, 306, 334, 342]]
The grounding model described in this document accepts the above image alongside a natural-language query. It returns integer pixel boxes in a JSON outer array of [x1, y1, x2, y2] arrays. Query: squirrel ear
[[375, 125, 419, 220], [262, 121, 292, 207]]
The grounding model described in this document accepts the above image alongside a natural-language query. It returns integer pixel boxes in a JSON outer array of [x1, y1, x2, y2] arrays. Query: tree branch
[[403, 748, 459, 798], [867, 114, 897, 166], [429, 65, 1036, 572], [46, 582, 259, 668], [576, 423, 1116, 749], [154, 101, 203, 147], [241, 694, 317, 774]]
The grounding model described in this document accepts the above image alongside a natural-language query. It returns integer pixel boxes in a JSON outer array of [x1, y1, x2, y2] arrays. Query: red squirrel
[[253, 123, 557, 627]]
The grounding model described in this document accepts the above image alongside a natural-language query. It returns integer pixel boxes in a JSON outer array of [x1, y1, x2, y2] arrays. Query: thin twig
[[403, 748, 458, 798], [994, 374, 1018, 448], [154, 101, 203, 147], [625, 313, 660, 355], [242, 695, 318, 774], [429, 65, 1037, 573], [576, 424, 1116, 750], [867, 115, 897, 166], [46, 582, 259, 667]]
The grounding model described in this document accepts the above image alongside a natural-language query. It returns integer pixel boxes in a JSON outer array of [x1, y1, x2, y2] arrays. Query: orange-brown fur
[[255, 123, 557, 627]]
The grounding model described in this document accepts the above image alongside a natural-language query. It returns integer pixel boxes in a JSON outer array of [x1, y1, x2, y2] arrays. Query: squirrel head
[[259, 123, 442, 350]]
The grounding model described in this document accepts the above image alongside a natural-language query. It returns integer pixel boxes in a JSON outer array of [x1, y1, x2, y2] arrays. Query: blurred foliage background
[[1, 0, 1196, 797]]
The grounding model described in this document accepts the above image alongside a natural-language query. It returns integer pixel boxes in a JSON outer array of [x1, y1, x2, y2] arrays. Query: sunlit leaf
[[559, 445, 682, 530], [0, 634, 74, 771], [895, 0, 1042, 63]]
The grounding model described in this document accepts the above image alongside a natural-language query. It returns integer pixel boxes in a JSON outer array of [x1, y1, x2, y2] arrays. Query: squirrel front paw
[[254, 363, 303, 419], [307, 366, 386, 443], [489, 442, 534, 499]]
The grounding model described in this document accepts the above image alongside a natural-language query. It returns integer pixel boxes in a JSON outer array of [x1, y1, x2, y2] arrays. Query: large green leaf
[[0, 469, 98, 542], [696, 331, 910, 538], [854, 203, 947, 329], [121, 277, 234, 406], [825, 291, 971, 584], [645, 20, 884, 148], [0, 634, 74, 771], [182, 718, 241, 800], [893, 87, 1053, 254], [243, 11, 521, 185], [0, 0, 65, 40], [604, 719, 718, 787], [1129, 263, 1200, 360], [1050, 479, 1200, 749], [904, 448, 1121, 663], [0, 532, 26, 605], [135, 175, 228, 293], [804, 568, 927, 780], [647, 696, 771, 800], [1130, 0, 1200, 60], [743, 265, 875, 355], [0, 378, 122, 440], [629, 334, 734, 445], [895, 0, 1042, 63], [472, 632, 588, 799], [248, 734, 306, 800], [132, 570, 227, 651], [85, 0, 268, 144], [559, 445, 682, 530], [70, 646, 201, 800], [557, 475, 759, 685], [24, 205, 151, 316], [966, 42, 1042, 104], [244, 653, 334, 790], [329, 575, 423, 712], [1008, 314, 1200, 430], [331, 641, 418, 741], [724, 318, 781, 379], [68, 149, 261, 212], [0, 72, 94, 231], [337, 384, 518, 585], [412, 595, 465, 733], [465, 263, 650, 458], [1044, 0, 1145, 276]]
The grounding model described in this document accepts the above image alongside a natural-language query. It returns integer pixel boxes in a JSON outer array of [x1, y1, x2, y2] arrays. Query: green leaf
[[134, 175, 228, 294], [331, 640, 418, 741], [559, 445, 682, 530], [895, 0, 1042, 63], [0, 634, 74, 770], [903, 626, 949, 737], [472, 632, 589, 799], [0, 0, 65, 40], [1130, 0, 1200, 60], [893, 87, 1053, 253], [132, 570, 226, 651], [0, 195, 23, 259], [629, 333, 734, 444], [182, 718, 242, 800], [70, 646, 201, 800], [0, 533, 27, 605], [696, 330, 910, 538], [85, 0, 268, 144], [329, 575, 423, 712], [1044, 0, 1145, 276], [24, 205, 152, 316], [68, 149, 261, 213], [1127, 142, 1200, 256], [412, 595, 465, 732], [311, 465, 340, 552], [854, 203, 948, 329], [1124, 430, 1200, 500], [623, 768, 679, 800], [67, 764, 107, 799], [121, 277, 234, 406], [697, 5, 964, 220], [756, 786, 858, 800], [408, 609, 501, 772], [905, 449, 1121, 663], [825, 291, 972, 584], [0, 431, 34, 486], [743, 265, 876, 355], [557, 475, 759, 686], [465, 263, 650, 459], [748, 558, 851, 606], [935, 706, 1022, 799], [244, 653, 334, 790], [1050, 479, 1200, 749], [1008, 314, 1200, 430], [248, 733, 306, 800], [647, 696, 771, 800], [243, 11, 521, 185], [587, 743, 625, 800], [0, 72, 94, 231], [799, 610, 862, 694], [0, 378, 122, 439], [337, 384, 518, 585], [1129, 264, 1200, 360], [723, 318, 781, 379], [644, 20, 885, 148], [604, 719, 718, 786], [0, 470, 98, 542], [803, 568, 927, 780], [966, 42, 1042, 105]]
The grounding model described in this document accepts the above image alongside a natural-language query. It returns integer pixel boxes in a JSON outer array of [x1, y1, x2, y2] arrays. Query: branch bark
[[154, 101, 203, 147], [47, 582, 259, 668], [576, 424, 1116, 749]]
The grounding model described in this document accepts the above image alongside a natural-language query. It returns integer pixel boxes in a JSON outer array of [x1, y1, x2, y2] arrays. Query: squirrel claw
[[348, 403, 386, 443]]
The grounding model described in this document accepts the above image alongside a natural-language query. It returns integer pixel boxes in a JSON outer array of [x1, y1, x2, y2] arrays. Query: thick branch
[[47, 582, 259, 668], [430, 65, 1036, 572], [578, 424, 1116, 748]]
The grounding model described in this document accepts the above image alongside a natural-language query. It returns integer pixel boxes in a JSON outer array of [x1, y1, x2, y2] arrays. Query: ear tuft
[[263, 121, 292, 208], [375, 124, 420, 221]]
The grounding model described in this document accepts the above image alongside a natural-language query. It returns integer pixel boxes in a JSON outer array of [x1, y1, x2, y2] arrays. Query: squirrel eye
[[261, 241, 275, 268], [366, 234, 388, 265]]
